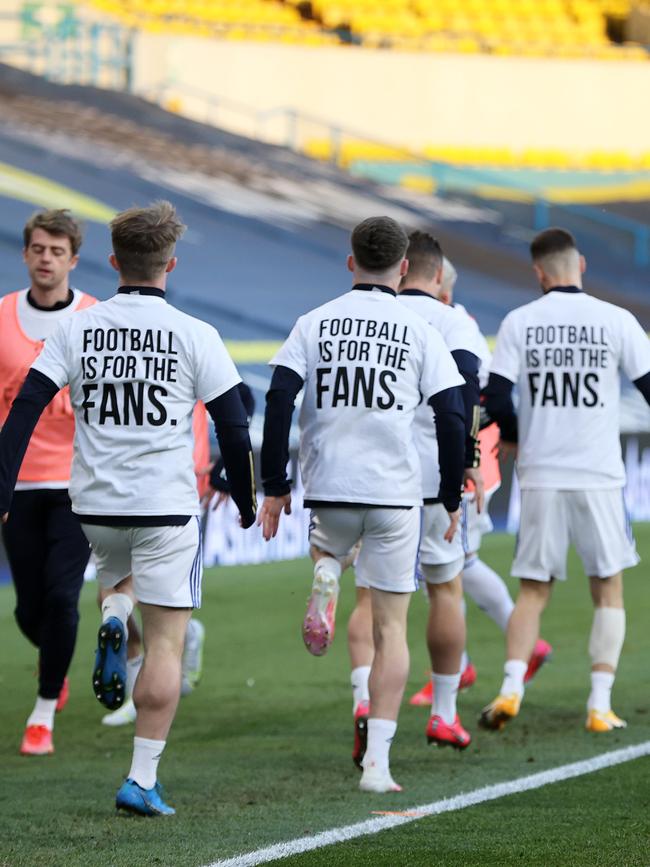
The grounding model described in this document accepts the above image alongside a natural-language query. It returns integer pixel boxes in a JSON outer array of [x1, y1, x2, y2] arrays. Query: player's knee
[[518, 578, 551, 607], [45, 588, 79, 624], [589, 607, 625, 669]]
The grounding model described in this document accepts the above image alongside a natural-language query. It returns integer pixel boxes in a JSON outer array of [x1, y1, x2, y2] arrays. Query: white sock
[[126, 654, 143, 698], [588, 670, 615, 713], [460, 650, 469, 672], [128, 736, 166, 790], [432, 672, 461, 724], [500, 659, 528, 698], [314, 556, 341, 586], [101, 593, 133, 636], [27, 697, 57, 730], [351, 665, 371, 712], [363, 718, 397, 772], [463, 557, 514, 632]]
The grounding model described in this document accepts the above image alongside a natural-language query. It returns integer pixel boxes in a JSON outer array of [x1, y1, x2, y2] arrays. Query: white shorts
[[309, 506, 419, 594], [82, 518, 203, 608], [461, 489, 495, 556], [512, 489, 639, 582], [418, 503, 464, 584]]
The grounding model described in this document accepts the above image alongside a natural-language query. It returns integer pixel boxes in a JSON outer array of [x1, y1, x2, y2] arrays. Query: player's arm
[[633, 372, 650, 406], [428, 385, 466, 541], [484, 312, 521, 457], [483, 372, 518, 452], [207, 383, 256, 498], [0, 369, 60, 519], [205, 386, 257, 529], [259, 365, 304, 540], [450, 348, 484, 511]]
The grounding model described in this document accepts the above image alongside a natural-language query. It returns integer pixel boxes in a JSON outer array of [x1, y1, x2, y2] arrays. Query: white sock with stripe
[[27, 697, 57, 730], [363, 719, 397, 772], [128, 736, 166, 790], [101, 593, 133, 636], [351, 666, 371, 712]]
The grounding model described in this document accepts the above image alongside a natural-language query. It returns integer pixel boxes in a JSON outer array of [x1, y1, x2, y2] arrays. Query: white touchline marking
[[204, 740, 650, 867]]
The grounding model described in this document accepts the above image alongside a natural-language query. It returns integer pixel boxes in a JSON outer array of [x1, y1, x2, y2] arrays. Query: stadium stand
[[82, 0, 648, 58]]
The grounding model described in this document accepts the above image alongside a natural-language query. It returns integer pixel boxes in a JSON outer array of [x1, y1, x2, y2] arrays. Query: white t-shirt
[[32, 291, 241, 516], [455, 301, 492, 388], [271, 286, 464, 507], [490, 289, 650, 489], [0, 288, 86, 342], [398, 291, 482, 498]]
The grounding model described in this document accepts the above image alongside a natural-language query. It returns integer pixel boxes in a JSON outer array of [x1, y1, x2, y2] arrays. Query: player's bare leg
[[348, 586, 373, 768], [115, 604, 190, 817], [586, 572, 626, 732], [360, 588, 410, 793], [303, 545, 342, 656], [424, 573, 470, 748], [480, 578, 553, 730]]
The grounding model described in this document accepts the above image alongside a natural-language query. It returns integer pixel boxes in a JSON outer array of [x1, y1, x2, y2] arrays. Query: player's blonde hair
[[110, 200, 186, 282]]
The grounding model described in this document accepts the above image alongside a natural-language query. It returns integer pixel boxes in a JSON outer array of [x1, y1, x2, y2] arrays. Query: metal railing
[[0, 11, 133, 90], [151, 81, 650, 267]]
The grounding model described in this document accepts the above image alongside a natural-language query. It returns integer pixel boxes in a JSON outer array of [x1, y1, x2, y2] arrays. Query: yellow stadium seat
[[82, 0, 649, 58]]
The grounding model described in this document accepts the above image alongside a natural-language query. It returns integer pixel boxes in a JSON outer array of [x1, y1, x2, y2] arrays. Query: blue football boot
[[92, 616, 127, 710], [116, 779, 176, 816]]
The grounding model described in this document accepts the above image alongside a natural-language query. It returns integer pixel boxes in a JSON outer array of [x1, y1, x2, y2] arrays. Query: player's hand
[[464, 467, 485, 514], [498, 439, 517, 461], [444, 508, 461, 543], [201, 488, 230, 511], [1, 512, 8, 524], [257, 494, 292, 541]]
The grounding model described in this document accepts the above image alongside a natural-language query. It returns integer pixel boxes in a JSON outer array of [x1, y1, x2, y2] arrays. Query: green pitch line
[[1, 526, 650, 866], [0, 162, 117, 223]]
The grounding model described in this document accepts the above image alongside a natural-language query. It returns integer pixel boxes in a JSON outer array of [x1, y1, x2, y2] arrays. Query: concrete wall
[[132, 34, 650, 154]]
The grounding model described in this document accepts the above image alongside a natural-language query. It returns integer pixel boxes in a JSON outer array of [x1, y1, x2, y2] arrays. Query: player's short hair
[[110, 200, 186, 282], [351, 217, 408, 273], [23, 209, 83, 256], [530, 228, 577, 262], [405, 230, 444, 281]]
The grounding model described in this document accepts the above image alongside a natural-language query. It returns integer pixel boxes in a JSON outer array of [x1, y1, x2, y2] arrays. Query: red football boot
[[20, 725, 54, 756], [409, 679, 433, 706], [426, 714, 471, 750], [524, 639, 552, 683], [352, 700, 370, 769], [459, 662, 477, 690], [56, 677, 70, 713]]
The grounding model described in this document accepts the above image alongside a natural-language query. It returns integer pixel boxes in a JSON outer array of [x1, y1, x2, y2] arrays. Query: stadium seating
[[84, 0, 648, 59]]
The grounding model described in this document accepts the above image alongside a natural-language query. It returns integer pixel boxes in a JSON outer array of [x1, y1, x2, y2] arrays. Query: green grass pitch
[[1, 527, 649, 867]]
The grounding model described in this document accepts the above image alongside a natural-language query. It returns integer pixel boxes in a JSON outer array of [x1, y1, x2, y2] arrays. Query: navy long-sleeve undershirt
[[484, 372, 518, 443]]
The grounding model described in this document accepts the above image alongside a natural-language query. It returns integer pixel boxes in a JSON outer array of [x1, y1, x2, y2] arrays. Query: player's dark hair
[[23, 209, 83, 256], [530, 227, 577, 262], [351, 216, 408, 273], [110, 200, 186, 282], [404, 230, 444, 281]]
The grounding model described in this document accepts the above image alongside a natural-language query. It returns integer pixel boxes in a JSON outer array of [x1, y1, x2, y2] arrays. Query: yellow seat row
[[303, 139, 650, 171], [85, 0, 646, 59]]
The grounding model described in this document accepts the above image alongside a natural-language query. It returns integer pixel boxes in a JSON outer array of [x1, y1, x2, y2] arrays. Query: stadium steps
[[0, 62, 648, 328]]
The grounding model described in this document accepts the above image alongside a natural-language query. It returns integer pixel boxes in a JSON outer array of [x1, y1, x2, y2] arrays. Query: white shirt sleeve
[[193, 323, 242, 404], [30, 318, 72, 388], [489, 312, 521, 384], [443, 313, 482, 357], [270, 316, 309, 380], [618, 310, 650, 382], [419, 324, 466, 399]]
